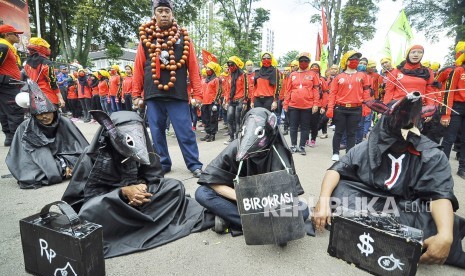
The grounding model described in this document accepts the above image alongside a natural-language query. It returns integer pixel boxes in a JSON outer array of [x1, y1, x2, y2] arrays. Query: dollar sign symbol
[[357, 232, 374, 257]]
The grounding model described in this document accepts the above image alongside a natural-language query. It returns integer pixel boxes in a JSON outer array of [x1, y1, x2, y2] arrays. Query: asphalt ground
[[0, 117, 464, 275]]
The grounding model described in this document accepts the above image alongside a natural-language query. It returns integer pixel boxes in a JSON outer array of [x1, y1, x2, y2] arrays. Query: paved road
[[0, 118, 464, 275]]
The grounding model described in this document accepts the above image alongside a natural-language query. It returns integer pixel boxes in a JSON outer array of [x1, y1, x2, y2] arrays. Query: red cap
[[0, 24, 24, 34]]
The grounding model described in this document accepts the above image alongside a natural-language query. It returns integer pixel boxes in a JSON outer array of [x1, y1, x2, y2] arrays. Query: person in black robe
[[196, 107, 309, 233], [313, 92, 465, 268], [6, 80, 88, 189], [62, 110, 213, 258]]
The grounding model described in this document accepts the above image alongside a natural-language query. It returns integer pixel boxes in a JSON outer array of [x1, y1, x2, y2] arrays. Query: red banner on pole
[[316, 33, 322, 61], [202, 49, 217, 66], [321, 6, 328, 45]]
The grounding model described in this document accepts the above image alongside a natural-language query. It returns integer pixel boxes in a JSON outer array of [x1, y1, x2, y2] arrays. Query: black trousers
[[332, 106, 362, 154], [309, 107, 321, 141], [68, 99, 81, 118], [59, 86, 69, 112], [441, 102, 465, 170], [227, 101, 243, 139], [254, 96, 274, 111], [91, 95, 102, 111], [79, 98, 92, 120], [0, 86, 24, 140], [203, 103, 219, 135], [288, 107, 312, 147], [123, 93, 132, 111], [319, 112, 329, 134]]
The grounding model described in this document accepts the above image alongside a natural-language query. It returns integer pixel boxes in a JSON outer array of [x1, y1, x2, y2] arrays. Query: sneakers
[[306, 140, 316, 148], [200, 134, 211, 141], [224, 138, 234, 145], [320, 133, 328, 139], [71, 117, 79, 122], [191, 168, 203, 178], [206, 135, 215, 142], [299, 146, 306, 155], [192, 126, 197, 131], [223, 132, 230, 136], [290, 145, 298, 154], [331, 154, 340, 162]]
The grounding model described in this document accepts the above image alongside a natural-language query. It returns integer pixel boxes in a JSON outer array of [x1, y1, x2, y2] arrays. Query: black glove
[[0, 74, 12, 85]]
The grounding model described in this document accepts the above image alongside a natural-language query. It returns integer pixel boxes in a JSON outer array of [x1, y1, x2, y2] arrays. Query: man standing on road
[[57, 66, 69, 113], [132, 0, 204, 177], [0, 24, 24, 147]]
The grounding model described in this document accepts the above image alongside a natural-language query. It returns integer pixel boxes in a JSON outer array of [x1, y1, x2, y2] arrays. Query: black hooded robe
[[6, 114, 89, 189], [198, 131, 304, 195], [329, 118, 465, 268], [62, 112, 213, 258]]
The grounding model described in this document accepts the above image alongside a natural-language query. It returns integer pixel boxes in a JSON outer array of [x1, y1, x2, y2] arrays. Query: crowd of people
[[1, 0, 465, 270]]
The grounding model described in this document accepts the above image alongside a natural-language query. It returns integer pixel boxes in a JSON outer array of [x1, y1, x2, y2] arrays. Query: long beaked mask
[[91, 110, 150, 164], [27, 79, 57, 115], [364, 92, 436, 140], [236, 107, 278, 161]]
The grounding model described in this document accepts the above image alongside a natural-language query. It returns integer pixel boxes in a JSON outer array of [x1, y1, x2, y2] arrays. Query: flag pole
[[35, 0, 41, 37]]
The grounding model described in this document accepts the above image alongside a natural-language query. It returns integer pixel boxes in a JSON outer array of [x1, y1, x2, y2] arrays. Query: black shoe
[[4, 137, 12, 147], [200, 134, 211, 141], [192, 168, 203, 178], [283, 130, 288, 135], [299, 146, 306, 155], [206, 135, 215, 142], [458, 170, 465, 180], [290, 145, 297, 153], [212, 216, 230, 234], [224, 138, 234, 145]]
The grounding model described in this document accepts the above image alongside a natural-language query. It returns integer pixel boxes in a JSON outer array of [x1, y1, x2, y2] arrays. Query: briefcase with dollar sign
[[328, 214, 423, 276], [20, 201, 105, 276]]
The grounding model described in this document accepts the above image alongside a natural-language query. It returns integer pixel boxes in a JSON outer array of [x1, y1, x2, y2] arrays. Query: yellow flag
[[389, 10, 413, 42]]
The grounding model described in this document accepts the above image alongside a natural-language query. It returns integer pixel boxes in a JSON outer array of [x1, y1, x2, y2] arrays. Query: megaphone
[[15, 91, 30, 108]]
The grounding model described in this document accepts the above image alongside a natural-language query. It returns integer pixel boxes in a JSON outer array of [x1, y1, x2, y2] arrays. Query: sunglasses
[[7, 33, 19, 37]]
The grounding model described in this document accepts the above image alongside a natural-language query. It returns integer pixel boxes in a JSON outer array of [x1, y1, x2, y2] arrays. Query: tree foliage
[[213, 0, 270, 60], [305, 0, 378, 65], [28, 0, 203, 67], [404, 0, 465, 44], [278, 50, 300, 67]]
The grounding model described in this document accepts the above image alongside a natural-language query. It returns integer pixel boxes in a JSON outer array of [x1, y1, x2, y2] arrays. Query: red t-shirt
[[98, 79, 109, 96], [0, 43, 21, 80], [109, 75, 121, 97], [328, 71, 371, 110], [384, 67, 435, 105], [202, 78, 220, 105], [122, 75, 133, 94], [443, 66, 465, 119], [67, 85, 78, 100], [284, 70, 320, 109]]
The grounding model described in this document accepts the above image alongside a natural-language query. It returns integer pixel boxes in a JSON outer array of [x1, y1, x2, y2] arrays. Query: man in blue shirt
[[56, 66, 69, 113]]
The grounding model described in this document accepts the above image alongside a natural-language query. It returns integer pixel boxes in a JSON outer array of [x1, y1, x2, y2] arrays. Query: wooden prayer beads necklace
[[138, 17, 190, 91]]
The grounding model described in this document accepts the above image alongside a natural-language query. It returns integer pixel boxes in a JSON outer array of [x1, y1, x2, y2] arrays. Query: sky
[[254, 0, 454, 66]]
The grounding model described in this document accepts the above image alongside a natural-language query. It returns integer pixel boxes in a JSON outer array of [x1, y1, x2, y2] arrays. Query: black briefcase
[[234, 169, 305, 245], [328, 215, 423, 276], [20, 201, 105, 276]]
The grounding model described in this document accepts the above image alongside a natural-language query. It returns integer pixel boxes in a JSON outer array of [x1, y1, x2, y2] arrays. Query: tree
[[404, 0, 465, 46], [306, 0, 378, 65], [106, 44, 124, 66], [278, 50, 300, 67], [214, 0, 270, 60], [28, 0, 204, 67]]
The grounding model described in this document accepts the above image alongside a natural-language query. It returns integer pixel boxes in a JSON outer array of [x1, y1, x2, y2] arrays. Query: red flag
[[321, 7, 328, 45], [201, 49, 217, 66], [316, 33, 322, 61]]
